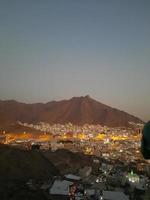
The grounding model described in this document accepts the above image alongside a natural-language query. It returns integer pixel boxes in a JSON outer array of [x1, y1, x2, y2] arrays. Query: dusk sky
[[0, 0, 150, 121]]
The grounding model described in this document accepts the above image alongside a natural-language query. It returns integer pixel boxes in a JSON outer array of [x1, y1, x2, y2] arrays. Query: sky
[[0, 0, 150, 121]]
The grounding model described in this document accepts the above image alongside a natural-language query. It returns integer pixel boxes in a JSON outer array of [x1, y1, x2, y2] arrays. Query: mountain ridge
[[0, 96, 143, 128]]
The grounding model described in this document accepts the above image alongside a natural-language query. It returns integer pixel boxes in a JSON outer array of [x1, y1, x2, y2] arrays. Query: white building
[[49, 180, 73, 195], [64, 174, 81, 181], [50, 141, 64, 151]]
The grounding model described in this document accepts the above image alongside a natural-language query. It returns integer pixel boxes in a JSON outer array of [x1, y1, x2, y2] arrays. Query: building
[[49, 180, 73, 196], [125, 170, 147, 191], [64, 174, 81, 182]]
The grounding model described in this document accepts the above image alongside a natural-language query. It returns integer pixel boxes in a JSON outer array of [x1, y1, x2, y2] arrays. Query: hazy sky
[[0, 0, 150, 121]]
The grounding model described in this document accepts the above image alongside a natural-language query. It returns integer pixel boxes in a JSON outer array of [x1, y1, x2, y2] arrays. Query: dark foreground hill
[[0, 96, 143, 128], [0, 145, 98, 200], [0, 145, 59, 181], [44, 148, 96, 175], [0, 145, 96, 181]]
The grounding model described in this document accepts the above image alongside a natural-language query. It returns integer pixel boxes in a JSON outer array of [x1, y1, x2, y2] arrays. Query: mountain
[[0, 96, 143, 128]]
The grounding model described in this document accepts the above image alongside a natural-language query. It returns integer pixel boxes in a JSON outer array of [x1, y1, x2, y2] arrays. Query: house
[[64, 174, 81, 181], [49, 180, 73, 196]]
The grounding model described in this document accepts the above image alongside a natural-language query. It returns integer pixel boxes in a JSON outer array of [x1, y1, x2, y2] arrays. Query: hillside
[[0, 96, 143, 128], [44, 149, 96, 175], [0, 144, 59, 181], [0, 145, 98, 180], [0, 146, 98, 200]]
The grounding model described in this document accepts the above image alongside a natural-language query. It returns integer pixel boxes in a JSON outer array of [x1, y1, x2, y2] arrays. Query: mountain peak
[[84, 95, 91, 99], [71, 95, 92, 101]]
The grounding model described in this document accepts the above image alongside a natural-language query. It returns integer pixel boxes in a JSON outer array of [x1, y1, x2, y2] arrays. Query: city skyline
[[0, 0, 150, 121]]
